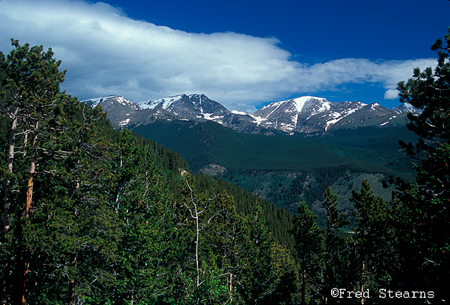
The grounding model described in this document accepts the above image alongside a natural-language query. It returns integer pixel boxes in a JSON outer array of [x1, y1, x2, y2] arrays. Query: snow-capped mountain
[[250, 96, 412, 134], [83, 95, 143, 127], [138, 94, 266, 133], [83, 94, 419, 134], [252, 96, 364, 133], [83, 94, 260, 132], [137, 94, 228, 121]]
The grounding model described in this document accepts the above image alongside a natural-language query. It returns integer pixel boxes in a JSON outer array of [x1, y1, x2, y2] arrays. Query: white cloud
[[384, 89, 399, 100], [0, 0, 437, 111]]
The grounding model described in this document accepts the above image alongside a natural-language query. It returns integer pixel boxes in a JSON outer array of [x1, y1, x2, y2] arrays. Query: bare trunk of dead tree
[[228, 273, 233, 302], [22, 124, 38, 305], [3, 107, 19, 240], [25, 129, 38, 217]]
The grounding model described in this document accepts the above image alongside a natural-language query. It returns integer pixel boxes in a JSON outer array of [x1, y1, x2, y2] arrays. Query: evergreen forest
[[0, 28, 449, 304]]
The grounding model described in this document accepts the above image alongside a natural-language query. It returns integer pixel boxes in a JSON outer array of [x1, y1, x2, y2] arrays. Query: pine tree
[[235, 201, 278, 305], [350, 180, 396, 305], [395, 28, 450, 302], [292, 202, 323, 305], [25, 100, 123, 304], [201, 192, 246, 303], [0, 39, 67, 304], [101, 129, 178, 303], [0, 40, 126, 304], [322, 187, 349, 304]]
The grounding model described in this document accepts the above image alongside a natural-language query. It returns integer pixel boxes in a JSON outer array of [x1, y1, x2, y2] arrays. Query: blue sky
[[1, 0, 449, 111]]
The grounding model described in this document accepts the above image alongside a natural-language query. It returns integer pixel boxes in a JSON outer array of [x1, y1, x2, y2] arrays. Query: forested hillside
[[0, 40, 299, 304], [1, 28, 449, 304]]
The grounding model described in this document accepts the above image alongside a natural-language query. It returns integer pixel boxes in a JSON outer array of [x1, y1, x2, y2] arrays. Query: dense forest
[[0, 28, 449, 304]]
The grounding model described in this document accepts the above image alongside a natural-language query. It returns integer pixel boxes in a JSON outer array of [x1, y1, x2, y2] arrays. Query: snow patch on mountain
[[324, 105, 365, 131], [231, 110, 249, 116], [118, 118, 131, 127], [84, 95, 121, 108], [380, 115, 397, 127], [138, 95, 184, 110]]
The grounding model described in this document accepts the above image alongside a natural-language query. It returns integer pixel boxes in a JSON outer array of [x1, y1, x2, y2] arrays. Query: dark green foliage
[[131, 119, 414, 175], [191, 173, 295, 253], [292, 202, 323, 304], [349, 180, 399, 304], [322, 187, 349, 304], [393, 28, 450, 303]]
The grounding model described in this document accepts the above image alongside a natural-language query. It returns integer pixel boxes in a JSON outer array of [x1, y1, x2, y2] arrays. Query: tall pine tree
[[322, 187, 349, 304], [292, 202, 323, 305], [395, 28, 450, 303]]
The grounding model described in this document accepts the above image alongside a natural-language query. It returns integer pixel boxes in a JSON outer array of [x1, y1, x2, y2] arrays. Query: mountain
[[83, 95, 179, 128], [82, 94, 257, 132], [83, 93, 419, 134], [137, 94, 262, 133], [137, 94, 228, 120], [252, 96, 397, 134]]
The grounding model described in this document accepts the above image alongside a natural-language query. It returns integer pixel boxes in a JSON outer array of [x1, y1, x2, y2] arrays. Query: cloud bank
[[0, 0, 436, 111]]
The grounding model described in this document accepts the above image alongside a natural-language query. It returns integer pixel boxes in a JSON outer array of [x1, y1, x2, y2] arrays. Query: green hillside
[[132, 120, 414, 175]]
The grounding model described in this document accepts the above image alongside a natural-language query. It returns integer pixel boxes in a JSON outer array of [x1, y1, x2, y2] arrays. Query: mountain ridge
[[82, 93, 418, 134]]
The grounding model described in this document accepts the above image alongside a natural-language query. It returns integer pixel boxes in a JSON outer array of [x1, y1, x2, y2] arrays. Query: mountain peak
[[392, 102, 422, 115], [292, 96, 329, 110], [252, 96, 398, 133]]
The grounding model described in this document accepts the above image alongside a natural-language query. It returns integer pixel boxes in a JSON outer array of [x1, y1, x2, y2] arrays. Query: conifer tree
[[104, 129, 178, 303], [0, 40, 126, 304], [175, 174, 233, 304], [322, 187, 349, 304], [236, 201, 278, 305], [350, 180, 396, 305], [292, 202, 323, 305], [0, 39, 67, 304], [395, 28, 450, 302], [201, 192, 246, 303], [25, 100, 123, 304]]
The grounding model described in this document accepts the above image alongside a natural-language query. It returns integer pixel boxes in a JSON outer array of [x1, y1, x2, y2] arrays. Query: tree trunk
[[228, 273, 233, 302], [22, 125, 38, 305], [183, 179, 201, 304], [25, 129, 38, 217], [21, 248, 30, 305], [194, 203, 200, 304], [2, 107, 19, 240], [69, 180, 80, 304]]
